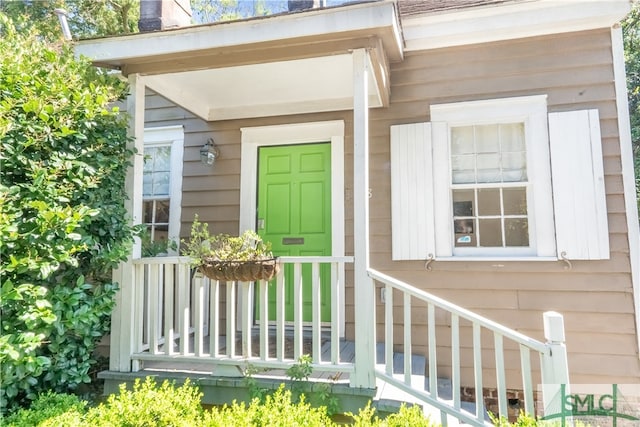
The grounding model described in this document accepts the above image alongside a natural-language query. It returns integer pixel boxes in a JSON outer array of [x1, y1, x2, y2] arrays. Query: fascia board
[[75, 1, 402, 66], [402, 0, 631, 51]]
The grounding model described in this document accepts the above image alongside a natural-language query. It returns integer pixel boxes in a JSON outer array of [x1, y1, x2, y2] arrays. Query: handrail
[[132, 256, 354, 265], [368, 268, 548, 353]]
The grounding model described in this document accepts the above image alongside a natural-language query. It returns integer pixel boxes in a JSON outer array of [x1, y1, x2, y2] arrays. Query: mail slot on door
[[282, 237, 304, 245]]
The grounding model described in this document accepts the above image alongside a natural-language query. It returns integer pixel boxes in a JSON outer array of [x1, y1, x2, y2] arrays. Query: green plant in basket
[[183, 216, 279, 281]]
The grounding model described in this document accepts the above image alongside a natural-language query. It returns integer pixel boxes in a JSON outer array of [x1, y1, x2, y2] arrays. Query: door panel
[[257, 142, 331, 323]]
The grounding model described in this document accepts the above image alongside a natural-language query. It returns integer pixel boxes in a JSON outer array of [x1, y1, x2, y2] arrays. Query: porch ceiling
[[75, 1, 403, 121]]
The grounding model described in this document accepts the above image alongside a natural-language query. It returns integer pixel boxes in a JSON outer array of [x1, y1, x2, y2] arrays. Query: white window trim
[[240, 120, 345, 337], [143, 125, 184, 255], [430, 95, 556, 259]]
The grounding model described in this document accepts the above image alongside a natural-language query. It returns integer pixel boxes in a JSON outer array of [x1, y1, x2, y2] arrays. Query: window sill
[[435, 256, 559, 262]]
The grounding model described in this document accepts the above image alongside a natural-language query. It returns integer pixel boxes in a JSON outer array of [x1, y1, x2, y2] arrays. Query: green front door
[[257, 142, 332, 322]]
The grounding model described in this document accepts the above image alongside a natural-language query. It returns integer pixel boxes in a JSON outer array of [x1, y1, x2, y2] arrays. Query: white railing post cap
[[543, 311, 565, 343]]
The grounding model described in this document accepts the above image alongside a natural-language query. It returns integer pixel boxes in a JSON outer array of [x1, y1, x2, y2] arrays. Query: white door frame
[[240, 120, 346, 337]]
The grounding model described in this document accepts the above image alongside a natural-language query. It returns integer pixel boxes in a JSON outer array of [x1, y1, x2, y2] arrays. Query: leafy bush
[[349, 402, 436, 427], [0, 377, 440, 426], [0, 13, 134, 413], [84, 378, 205, 427], [205, 384, 335, 427], [3, 392, 86, 427]]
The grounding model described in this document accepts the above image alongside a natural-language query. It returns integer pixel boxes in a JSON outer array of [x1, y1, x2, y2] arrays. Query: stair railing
[[368, 268, 569, 426]]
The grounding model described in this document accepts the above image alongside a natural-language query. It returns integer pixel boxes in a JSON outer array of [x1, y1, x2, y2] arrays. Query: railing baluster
[[148, 264, 159, 354], [177, 263, 190, 355], [260, 279, 268, 360], [472, 322, 485, 421], [428, 303, 438, 398], [134, 263, 145, 355], [194, 275, 205, 357], [451, 313, 461, 411], [312, 262, 321, 364], [385, 283, 393, 376], [226, 280, 236, 357], [241, 282, 252, 358], [494, 332, 507, 419], [520, 344, 534, 415], [276, 272, 285, 361], [164, 264, 174, 355], [403, 292, 412, 385], [331, 262, 340, 364], [293, 262, 303, 360], [210, 279, 219, 357]]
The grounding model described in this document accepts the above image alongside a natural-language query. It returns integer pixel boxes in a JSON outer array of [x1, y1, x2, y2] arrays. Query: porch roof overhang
[[75, 1, 403, 121]]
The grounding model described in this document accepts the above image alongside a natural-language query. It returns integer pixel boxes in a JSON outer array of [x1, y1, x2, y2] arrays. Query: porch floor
[[98, 328, 438, 415]]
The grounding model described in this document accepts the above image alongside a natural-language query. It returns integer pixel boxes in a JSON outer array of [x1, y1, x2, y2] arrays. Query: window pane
[[502, 152, 527, 182], [454, 219, 476, 247], [153, 172, 171, 196], [476, 153, 500, 182], [452, 189, 474, 216], [503, 188, 527, 215], [479, 219, 502, 246], [154, 146, 171, 171], [477, 188, 500, 216], [154, 224, 169, 241], [505, 218, 529, 246], [143, 201, 154, 223], [143, 174, 152, 196], [143, 152, 154, 172], [451, 126, 474, 154], [155, 200, 170, 223], [451, 155, 475, 184], [475, 125, 499, 153], [500, 123, 525, 152]]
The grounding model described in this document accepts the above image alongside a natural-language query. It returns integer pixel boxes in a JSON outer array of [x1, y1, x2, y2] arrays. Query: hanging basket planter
[[185, 216, 278, 282], [199, 257, 280, 282]]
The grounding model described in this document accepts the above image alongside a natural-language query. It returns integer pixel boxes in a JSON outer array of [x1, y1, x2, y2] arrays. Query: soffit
[[75, 1, 401, 121]]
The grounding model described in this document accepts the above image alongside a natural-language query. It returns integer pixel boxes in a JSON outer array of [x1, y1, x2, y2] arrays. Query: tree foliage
[[191, 0, 282, 23], [623, 1, 640, 213], [0, 0, 138, 41], [0, 13, 134, 413]]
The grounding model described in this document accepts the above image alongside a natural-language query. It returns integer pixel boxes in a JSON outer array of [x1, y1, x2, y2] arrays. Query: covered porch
[[77, 2, 570, 424]]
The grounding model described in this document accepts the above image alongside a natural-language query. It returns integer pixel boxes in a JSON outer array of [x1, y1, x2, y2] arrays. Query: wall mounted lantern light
[[200, 138, 220, 166]]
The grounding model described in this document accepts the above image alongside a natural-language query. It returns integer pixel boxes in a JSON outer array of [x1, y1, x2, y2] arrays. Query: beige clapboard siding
[[368, 27, 639, 385]]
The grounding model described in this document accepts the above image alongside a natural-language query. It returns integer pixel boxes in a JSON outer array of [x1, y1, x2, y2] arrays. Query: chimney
[[139, 0, 192, 32], [288, 0, 321, 12]]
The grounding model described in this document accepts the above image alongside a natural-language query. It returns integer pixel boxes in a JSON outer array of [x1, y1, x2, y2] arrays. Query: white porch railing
[[112, 256, 568, 424], [126, 256, 354, 376], [368, 269, 569, 426]]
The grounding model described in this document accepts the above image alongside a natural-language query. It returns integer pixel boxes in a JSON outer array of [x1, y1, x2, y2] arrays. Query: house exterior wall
[[143, 27, 638, 387]]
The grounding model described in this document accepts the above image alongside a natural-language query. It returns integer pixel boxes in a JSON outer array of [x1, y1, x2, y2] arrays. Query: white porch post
[[109, 74, 145, 372], [540, 311, 570, 416], [351, 48, 376, 388]]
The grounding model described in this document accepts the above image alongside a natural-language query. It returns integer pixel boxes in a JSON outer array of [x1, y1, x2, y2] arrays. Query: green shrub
[[0, 12, 134, 413], [204, 384, 334, 427], [348, 402, 437, 427], [3, 392, 86, 427], [84, 377, 205, 427], [1, 377, 441, 426]]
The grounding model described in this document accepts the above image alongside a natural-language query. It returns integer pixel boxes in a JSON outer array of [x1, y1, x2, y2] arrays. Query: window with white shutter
[[390, 95, 609, 261]]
